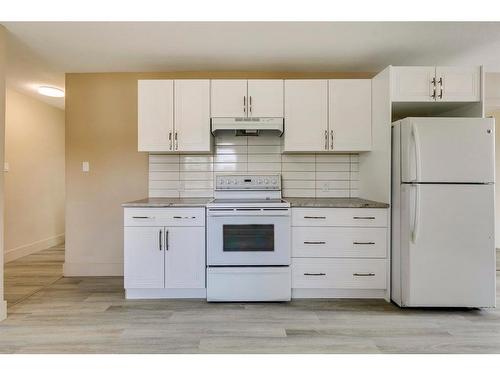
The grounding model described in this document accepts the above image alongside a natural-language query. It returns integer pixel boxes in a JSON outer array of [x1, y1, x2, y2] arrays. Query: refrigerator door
[[400, 117, 495, 183], [399, 183, 495, 307]]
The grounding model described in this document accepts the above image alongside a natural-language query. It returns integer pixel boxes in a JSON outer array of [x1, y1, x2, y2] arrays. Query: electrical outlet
[[82, 161, 90, 172], [4, 162, 9, 172]]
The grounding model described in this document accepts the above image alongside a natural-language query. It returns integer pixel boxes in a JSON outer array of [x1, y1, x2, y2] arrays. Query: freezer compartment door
[[400, 183, 495, 307], [400, 117, 495, 183]]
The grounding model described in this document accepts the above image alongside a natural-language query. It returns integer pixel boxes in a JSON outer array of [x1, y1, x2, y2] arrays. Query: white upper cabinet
[[174, 80, 211, 152], [211, 80, 247, 117], [284, 80, 328, 152], [329, 79, 372, 151], [138, 79, 211, 152], [391, 66, 481, 102], [138, 80, 174, 152], [211, 79, 284, 118], [391, 66, 436, 102], [435, 66, 481, 102], [247, 80, 284, 117]]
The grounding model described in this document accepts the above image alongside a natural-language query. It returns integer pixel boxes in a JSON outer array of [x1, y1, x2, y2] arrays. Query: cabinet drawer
[[292, 227, 387, 258], [292, 258, 386, 289], [124, 208, 205, 227], [292, 208, 387, 227]]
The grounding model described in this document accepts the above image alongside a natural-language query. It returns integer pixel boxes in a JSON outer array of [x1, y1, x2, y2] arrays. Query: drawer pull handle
[[353, 242, 375, 245], [304, 273, 326, 276], [304, 241, 326, 245], [304, 216, 326, 219], [353, 272, 375, 277], [173, 216, 196, 219], [353, 216, 375, 220], [132, 216, 154, 219]]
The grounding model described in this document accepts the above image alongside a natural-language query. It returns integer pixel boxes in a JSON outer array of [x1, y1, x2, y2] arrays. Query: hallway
[[4, 244, 64, 305]]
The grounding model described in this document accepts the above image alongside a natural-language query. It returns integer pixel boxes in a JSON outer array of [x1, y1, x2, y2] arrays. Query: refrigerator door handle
[[411, 123, 422, 183], [411, 184, 420, 243]]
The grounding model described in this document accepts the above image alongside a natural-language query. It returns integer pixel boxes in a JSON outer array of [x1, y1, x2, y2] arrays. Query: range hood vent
[[211, 117, 284, 136]]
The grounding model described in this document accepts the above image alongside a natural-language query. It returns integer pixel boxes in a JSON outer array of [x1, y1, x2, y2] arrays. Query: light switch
[[82, 161, 90, 172], [4, 162, 9, 172]]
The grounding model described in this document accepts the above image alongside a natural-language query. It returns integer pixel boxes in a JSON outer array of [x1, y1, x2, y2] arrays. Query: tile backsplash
[[149, 131, 359, 198]]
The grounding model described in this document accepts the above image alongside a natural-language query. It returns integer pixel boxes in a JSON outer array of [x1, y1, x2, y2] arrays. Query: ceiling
[[3, 22, 500, 109]]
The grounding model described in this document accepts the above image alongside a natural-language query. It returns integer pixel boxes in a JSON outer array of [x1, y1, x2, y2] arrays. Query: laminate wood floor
[[1, 246, 500, 353], [4, 244, 64, 305]]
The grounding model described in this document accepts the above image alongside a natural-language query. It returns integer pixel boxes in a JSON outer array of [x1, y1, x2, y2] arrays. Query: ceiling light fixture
[[37, 86, 65, 98]]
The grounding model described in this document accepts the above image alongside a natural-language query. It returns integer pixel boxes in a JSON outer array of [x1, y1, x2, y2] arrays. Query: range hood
[[211, 117, 284, 136]]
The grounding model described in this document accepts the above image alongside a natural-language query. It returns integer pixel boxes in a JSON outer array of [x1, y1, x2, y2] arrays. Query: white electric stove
[[206, 174, 291, 302]]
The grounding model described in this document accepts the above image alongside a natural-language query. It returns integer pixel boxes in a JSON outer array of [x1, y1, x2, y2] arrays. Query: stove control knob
[[226, 179, 231, 184], [264, 179, 269, 184], [272, 178, 277, 185], [258, 179, 262, 184]]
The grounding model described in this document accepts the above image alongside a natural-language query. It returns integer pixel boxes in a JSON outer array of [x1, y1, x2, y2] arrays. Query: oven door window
[[223, 224, 274, 252]]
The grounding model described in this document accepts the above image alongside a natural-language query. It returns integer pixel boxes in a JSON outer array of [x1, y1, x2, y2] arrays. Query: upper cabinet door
[[435, 66, 481, 102], [391, 66, 436, 102], [138, 80, 174, 152], [174, 80, 211, 152], [211, 80, 248, 117], [284, 80, 328, 152], [247, 80, 284, 117], [329, 79, 372, 152]]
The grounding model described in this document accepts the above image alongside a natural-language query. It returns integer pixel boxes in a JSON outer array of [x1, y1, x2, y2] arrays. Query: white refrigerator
[[392, 117, 496, 308]]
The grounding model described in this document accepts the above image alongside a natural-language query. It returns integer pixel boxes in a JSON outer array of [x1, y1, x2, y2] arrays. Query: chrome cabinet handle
[[249, 95, 252, 115], [174, 132, 178, 150], [165, 230, 169, 251], [132, 216, 154, 219], [324, 130, 328, 150], [353, 241, 375, 245], [173, 216, 196, 219], [304, 273, 326, 276], [168, 132, 172, 150], [353, 216, 375, 220], [304, 216, 326, 219], [159, 229, 162, 251], [353, 272, 375, 277], [438, 77, 443, 99], [304, 241, 326, 245], [431, 77, 436, 99], [243, 96, 246, 115], [330, 130, 334, 150]]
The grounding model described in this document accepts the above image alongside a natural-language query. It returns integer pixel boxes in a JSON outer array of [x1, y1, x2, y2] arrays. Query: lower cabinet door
[[124, 226, 165, 289], [165, 226, 206, 289]]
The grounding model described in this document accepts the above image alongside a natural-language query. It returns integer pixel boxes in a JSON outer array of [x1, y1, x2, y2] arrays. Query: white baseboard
[[4, 233, 65, 263], [0, 300, 6, 321], [63, 262, 123, 276], [292, 288, 387, 299], [125, 288, 206, 299]]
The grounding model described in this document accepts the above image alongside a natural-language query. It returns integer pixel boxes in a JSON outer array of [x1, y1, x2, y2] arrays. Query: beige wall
[[4, 89, 65, 261], [1, 25, 7, 319], [64, 71, 372, 276]]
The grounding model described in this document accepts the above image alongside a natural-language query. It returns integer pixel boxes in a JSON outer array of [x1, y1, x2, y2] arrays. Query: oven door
[[207, 209, 291, 266]]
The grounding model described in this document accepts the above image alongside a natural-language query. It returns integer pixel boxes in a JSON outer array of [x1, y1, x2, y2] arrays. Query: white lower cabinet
[[292, 258, 386, 289], [124, 207, 206, 299], [291, 207, 390, 300]]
